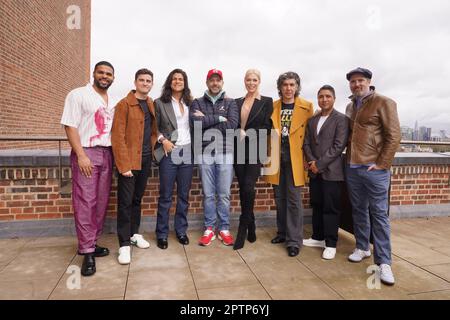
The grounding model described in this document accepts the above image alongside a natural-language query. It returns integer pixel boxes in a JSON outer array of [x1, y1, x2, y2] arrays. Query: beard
[[352, 87, 370, 97], [94, 79, 113, 90]]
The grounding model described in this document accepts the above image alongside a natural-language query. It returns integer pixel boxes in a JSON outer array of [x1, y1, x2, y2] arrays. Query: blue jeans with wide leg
[[345, 165, 392, 265]]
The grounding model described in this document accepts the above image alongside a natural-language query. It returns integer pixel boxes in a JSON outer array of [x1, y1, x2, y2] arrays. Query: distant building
[[426, 128, 432, 141], [430, 136, 442, 142], [419, 127, 427, 141], [418, 126, 432, 141], [401, 126, 414, 141], [413, 121, 419, 141]]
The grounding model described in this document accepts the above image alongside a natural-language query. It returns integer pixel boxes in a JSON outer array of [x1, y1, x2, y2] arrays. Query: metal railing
[[400, 140, 450, 146], [0, 136, 68, 193]]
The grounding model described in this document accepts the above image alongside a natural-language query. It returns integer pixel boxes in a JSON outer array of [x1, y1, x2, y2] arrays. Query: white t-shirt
[[171, 97, 191, 146], [317, 115, 329, 135], [61, 84, 115, 147]]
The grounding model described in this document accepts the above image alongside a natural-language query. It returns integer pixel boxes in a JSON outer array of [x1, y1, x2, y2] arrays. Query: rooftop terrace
[[1, 217, 450, 300]]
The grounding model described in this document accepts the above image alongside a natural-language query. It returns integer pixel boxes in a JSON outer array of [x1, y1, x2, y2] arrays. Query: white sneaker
[[131, 234, 150, 249], [118, 246, 131, 265], [380, 264, 395, 285], [303, 238, 326, 248], [348, 248, 371, 262], [322, 247, 337, 260]]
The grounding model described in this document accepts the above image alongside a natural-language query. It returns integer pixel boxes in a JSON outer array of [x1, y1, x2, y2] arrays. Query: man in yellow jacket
[[264, 72, 313, 257]]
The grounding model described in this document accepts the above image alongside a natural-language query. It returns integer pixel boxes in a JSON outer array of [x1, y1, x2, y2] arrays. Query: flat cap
[[346, 67, 372, 80]]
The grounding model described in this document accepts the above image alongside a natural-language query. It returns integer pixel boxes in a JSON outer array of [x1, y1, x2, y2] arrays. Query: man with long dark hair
[[111, 68, 158, 264], [265, 71, 314, 257], [154, 69, 194, 249]]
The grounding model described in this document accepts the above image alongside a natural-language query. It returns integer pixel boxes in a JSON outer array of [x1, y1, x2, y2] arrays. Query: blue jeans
[[197, 153, 234, 231], [156, 145, 193, 239], [346, 165, 392, 265]]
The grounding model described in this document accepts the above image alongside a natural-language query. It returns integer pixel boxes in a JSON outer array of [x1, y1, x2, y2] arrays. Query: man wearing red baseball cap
[[206, 69, 223, 80], [190, 68, 239, 247]]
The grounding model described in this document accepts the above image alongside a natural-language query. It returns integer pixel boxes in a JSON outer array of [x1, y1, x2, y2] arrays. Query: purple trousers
[[71, 147, 113, 254]]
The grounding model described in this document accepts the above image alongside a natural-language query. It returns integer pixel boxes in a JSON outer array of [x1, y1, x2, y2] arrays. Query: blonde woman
[[233, 69, 273, 250]]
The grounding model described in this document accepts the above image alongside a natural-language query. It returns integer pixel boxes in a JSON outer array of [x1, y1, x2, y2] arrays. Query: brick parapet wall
[[390, 165, 450, 206], [0, 164, 448, 222], [0, 166, 304, 221]]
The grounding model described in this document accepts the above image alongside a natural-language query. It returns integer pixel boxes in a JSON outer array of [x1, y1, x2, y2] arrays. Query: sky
[[91, 0, 450, 135]]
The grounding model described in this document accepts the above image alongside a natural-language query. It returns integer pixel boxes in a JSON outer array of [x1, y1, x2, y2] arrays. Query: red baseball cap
[[206, 69, 223, 80]]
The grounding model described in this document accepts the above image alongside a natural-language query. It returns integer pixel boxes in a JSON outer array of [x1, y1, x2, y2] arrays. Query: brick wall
[[390, 165, 450, 206], [0, 164, 448, 222], [0, 0, 91, 149], [0, 166, 312, 221]]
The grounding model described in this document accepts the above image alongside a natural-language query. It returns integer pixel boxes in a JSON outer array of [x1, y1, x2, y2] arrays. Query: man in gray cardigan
[[303, 85, 349, 260]]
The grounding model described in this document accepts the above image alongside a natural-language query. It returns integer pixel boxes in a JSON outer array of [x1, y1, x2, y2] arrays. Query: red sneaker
[[218, 230, 234, 246], [198, 227, 216, 246]]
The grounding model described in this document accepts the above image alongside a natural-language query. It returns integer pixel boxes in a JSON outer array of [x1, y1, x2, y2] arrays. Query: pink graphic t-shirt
[[61, 84, 115, 147]]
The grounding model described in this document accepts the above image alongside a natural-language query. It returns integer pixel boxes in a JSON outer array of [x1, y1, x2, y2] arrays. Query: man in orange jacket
[[111, 69, 158, 265]]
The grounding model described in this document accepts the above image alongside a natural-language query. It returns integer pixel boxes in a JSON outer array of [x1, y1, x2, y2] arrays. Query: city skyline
[[401, 120, 448, 141]]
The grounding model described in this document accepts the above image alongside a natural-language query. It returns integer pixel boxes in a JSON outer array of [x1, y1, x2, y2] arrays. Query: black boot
[[247, 222, 256, 243], [233, 223, 248, 250], [81, 253, 96, 276]]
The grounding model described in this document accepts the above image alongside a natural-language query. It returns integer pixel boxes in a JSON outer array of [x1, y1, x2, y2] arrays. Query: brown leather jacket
[[111, 91, 157, 173], [345, 91, 400, 169]]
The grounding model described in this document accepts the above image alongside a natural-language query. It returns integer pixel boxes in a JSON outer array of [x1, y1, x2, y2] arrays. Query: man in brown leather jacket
[[344, 67, 401, 286], [111, 69, 158, 265]]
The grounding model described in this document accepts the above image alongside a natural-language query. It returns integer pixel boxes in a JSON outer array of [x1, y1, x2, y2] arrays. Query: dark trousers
[[309, 175, 343, 248], [156, 146, 193, 239], [117, 155, 152, 247], [234, 163, 261, 226], [273, 160, 303, 248]]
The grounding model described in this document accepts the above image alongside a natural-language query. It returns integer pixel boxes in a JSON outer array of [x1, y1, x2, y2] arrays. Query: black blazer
[[303, 109, 349, 181], [234, 95, 273, 164]]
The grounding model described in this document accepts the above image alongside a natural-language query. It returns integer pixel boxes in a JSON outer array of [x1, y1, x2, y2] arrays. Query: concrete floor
[[1, 217, 450, 300]]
